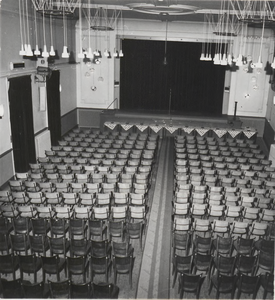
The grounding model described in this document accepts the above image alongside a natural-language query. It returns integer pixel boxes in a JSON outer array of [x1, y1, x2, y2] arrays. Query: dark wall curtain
[[46, 70, 61, 146], [8, 76, 36, 172], [120, 40, 225, 116]]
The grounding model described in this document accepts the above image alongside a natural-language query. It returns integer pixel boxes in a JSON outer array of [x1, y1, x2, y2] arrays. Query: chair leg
[[129, 271, 132, 289], [172, 271, 177, 288], [208, 280, 213, 295], [114, 270, 117, 285]]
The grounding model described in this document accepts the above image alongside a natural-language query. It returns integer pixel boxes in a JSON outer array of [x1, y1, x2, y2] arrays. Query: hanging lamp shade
[[19, 44, 26, 56], [86, 48, 93, 59], [34, 45, 40, 55], [61, 46, 69, 58], [200, 53, 205, 61], [50, 45, 55, 56], [26, 44, 33, 56], [42, 45, 49, 58], [255, 56, 263, 68], [119, 49, 124, 57]]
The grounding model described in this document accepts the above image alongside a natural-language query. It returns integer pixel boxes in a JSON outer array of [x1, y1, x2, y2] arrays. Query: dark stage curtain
[[120, 40, 225, 116], [8, 76, 36, 172], [46, 70, 61, 146]]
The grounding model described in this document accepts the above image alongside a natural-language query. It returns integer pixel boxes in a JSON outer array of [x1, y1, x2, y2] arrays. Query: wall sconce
[[0, 104, 4, 119]]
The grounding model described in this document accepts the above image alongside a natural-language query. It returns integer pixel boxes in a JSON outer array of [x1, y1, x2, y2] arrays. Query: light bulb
[[271, 57, 275, 69]]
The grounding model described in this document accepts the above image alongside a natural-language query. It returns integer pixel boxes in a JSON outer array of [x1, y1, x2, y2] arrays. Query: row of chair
[[1, 190, 148, 206], [172, 217, 274, 240], [0, 278, 120, 299], [0, 218, 145, 252], [9, 172, 152, 193], [174, 164, 275, 179]]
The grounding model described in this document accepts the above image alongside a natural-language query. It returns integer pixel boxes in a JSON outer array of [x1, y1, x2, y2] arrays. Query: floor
[[0, 135, 274, 299]]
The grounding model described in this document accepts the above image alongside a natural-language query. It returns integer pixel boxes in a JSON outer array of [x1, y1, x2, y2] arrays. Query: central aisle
[[137, 137, 174, 299]]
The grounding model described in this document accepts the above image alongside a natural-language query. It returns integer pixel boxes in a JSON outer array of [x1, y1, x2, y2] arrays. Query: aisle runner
[[137, 137, 174, 299]]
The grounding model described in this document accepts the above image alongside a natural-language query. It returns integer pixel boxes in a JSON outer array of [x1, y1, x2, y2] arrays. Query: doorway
[[46, 70, 61, 146], [8, 76, 36, 173]]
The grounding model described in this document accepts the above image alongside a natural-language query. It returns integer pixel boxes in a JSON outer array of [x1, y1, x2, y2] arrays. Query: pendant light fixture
[[86, 0, 93, 59], [25, 0, 33, 56], [61, 1, 69, 58], [49, 15, 55, 56], [42, 9, 49, 58], [78, 2, 85, 59], [33, 5, 40, 55], [163, 18, 168, 65], [19, 0, 26, 55]]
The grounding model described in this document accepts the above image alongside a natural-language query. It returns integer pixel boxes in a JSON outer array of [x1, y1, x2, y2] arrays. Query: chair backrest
[[215, 236, 233, 255], [172, 232, 190, 253], [235, 236, 254, 255], [10, 233, 29, 254], [237, 273, 261, 295], [178, 273, 205, 297], [127, 221, 143, 235], [48, 280, 71, 298], [236, 254, 258, 274], [174, 254, 192, 272], [193, 235, 212, 254], [71, 282, 92, 299], [92, 282, 119, 299], [216, 254, 236, 275], [1, 279, 23, 298], [112, 241, 133, 257], [90, 239, 110, 257], [49, 236, 69, 255], [31, 218, 49, 235], [21, 281, 48, 298]]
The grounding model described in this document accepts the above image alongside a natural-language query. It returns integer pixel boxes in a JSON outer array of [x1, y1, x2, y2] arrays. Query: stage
[[100, 109, 256, 140]]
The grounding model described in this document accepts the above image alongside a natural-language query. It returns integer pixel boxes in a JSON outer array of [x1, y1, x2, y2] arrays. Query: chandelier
[[31, 0, 80, 16], [200, 0, 275, 69], [230, 0, 275, 24]]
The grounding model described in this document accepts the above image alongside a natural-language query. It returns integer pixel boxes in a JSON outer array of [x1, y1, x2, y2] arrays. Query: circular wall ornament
[[126, 3, 198, 15]]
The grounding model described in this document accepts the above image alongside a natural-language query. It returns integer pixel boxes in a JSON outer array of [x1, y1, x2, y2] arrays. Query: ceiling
[[79, 0, 230, 22]]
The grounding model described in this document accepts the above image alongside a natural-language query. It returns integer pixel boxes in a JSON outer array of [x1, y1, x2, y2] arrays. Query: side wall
[[0, 1, 78, 186]]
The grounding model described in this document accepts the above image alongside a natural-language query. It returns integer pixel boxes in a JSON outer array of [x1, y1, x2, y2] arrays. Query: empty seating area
[[172, 134, 274, 299], [0, 128, 159, 298], [0, 127, 274, 299]]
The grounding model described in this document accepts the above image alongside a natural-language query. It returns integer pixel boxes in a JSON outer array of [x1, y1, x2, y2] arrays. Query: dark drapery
[[120, 40, 225, 116], [8, 75, 36, 172], [46, 70, 61, 146]]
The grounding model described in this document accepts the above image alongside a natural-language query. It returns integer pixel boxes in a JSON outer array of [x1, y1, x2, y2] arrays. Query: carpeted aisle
[[137, 136, 174, 299]]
